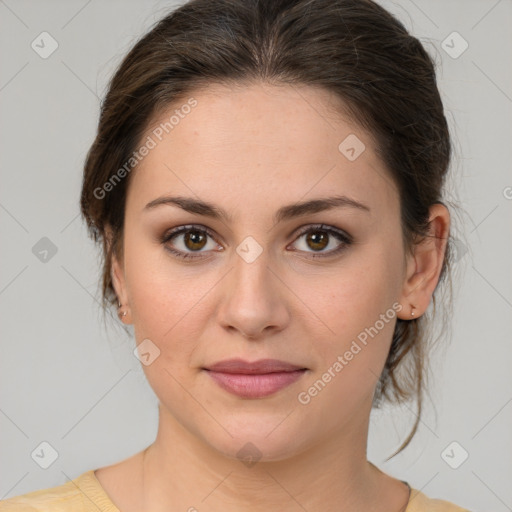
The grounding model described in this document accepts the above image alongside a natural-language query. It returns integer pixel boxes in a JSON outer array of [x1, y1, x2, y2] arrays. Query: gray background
[[1, 1, 511, 511]]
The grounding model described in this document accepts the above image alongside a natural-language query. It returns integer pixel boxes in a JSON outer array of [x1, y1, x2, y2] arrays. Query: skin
[[97, 82, 450, 512]]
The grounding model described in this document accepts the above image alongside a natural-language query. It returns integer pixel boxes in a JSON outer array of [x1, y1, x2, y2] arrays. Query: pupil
[[308, 231, 328, 250], [185, 231, 206, 250]]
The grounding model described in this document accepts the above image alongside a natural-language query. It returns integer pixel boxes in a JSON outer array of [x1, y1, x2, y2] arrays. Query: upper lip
[[204, 358, 307, 374]]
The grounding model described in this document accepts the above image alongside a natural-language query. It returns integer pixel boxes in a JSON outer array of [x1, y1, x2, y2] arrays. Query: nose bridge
[[231, 237, 276, 301], [217, 236, 289, 338]]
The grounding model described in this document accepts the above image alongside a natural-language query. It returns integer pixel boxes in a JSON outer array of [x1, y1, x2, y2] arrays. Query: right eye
[[160, 225, 222, 260]]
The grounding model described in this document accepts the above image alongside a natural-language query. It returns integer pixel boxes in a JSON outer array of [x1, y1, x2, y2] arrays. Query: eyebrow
[[144, 194, 371, 223]]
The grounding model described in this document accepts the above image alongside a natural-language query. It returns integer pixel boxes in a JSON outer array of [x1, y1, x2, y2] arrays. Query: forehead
[[146, 81, 366, 155], [128, 82, 398, 220]]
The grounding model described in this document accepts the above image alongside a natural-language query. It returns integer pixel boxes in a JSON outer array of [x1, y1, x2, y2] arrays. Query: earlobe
[[397, 203, 450, 320], [111, 254, 133, 324]]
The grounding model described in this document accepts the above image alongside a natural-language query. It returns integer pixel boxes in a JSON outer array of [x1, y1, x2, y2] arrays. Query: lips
[[204, 358, 307, 374], [202, 358, 308, 398]]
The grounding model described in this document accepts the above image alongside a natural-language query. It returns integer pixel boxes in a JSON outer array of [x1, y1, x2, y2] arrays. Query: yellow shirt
[[0, 469, 472, 511]]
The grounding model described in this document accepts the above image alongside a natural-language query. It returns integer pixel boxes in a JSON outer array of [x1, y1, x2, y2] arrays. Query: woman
[[0, 0, 472, 510]]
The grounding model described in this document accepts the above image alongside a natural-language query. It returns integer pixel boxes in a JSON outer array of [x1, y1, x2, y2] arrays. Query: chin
[[200, 417, 310, 464]]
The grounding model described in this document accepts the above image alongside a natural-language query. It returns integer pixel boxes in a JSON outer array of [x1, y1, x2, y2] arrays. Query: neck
[[136, 403, 405, 512]]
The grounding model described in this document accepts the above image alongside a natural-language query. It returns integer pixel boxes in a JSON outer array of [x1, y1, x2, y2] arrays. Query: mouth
[[202, 358, 308, 399]]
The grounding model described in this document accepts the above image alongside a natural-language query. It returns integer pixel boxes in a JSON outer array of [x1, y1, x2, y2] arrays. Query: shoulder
[[406, 488, 473, 512], [0, 470, 119, 512]]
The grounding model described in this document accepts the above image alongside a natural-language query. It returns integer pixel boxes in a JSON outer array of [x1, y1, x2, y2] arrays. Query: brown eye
[[290, 224, 352, 258], [183, 230, 208, 251], [161, 225, 220, 260], [305, 231, 329, 251]]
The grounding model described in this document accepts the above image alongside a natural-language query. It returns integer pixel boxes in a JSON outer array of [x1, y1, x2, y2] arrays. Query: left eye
[[288, 224, 352, 258], [161, 224, 352, 260]]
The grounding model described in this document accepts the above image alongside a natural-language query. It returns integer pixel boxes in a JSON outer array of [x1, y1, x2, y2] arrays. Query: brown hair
[[80, 0, 456, 458]]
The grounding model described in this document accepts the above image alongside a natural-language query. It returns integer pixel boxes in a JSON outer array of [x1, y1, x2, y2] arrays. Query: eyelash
[[160, 224, 353, 261]]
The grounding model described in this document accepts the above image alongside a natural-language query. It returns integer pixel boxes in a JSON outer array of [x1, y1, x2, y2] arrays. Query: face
[[111, 82, 417, 462]]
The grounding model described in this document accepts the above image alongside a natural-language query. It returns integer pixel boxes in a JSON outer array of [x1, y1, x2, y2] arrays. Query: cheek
[[122, 234, 219, 382], [122, 231, 196, 338], [300, 242, 403, 377], [297, 284, 400, 422]]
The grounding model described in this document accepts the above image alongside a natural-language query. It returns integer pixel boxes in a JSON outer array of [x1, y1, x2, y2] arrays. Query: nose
[[216, 248, 290, 340]]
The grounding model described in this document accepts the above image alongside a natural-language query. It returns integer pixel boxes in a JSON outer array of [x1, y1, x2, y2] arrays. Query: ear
[[397, 203, 450, 320], [105, 225, 131, 323]]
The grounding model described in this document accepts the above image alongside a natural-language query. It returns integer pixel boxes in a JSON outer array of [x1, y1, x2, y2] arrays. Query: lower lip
[[204, 369, 307, 398]]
